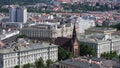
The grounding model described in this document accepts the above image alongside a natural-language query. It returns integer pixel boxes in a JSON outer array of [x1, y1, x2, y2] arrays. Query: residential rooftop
[[0, 42, 58, 54], [79, 34, 120, 43], [60, 56, 120, 68], [85, 27, 117, 33]]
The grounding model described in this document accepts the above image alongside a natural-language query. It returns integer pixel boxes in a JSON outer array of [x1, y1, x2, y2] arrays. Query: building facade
[[16, 7, 27, 23], [9, 7, 27, 23], [76, 16, 95, 33], [0, 30, 19, 44], [9, 7, 16, 22], [79, 27, 120, 57], [0, 42, 58, 68], [20, 23, 74, 41]]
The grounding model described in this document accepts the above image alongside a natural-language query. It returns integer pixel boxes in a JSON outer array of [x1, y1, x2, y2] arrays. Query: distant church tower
[[71, 23, 79, 56], [54, 23, 79, 56]]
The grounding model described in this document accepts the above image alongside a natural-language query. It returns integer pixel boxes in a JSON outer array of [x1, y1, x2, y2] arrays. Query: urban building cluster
[[0, 2, 120, 68], [56, 0, 120, 4], [0, 38, 58, 68]]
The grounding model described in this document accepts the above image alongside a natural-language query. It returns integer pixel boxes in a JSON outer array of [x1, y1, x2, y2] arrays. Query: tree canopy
[[101, 51, 118, 59], [110, 23, 120, 30], [17, 35, 27, 38], [45, 59, 53, 68], [14, 58, 55, 68], [61, 3, 112, 12], [79, 42, 96, 57], [58, 47, 73, 61], [23, 63, 34, 68], [35, 57, 45, 68], [14, 65, 19, 68]]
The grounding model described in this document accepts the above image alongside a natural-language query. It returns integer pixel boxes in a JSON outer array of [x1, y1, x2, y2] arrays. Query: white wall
[[77, 17, 95, 33]]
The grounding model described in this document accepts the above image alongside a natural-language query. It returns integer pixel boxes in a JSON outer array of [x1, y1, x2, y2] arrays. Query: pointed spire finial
[[72, 22, 77, 42]]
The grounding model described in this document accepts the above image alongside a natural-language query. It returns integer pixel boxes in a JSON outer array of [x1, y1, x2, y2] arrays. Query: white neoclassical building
[[0, 41, 58, 68], [79, 27, 120, 57], [20, 22, 74, 40]]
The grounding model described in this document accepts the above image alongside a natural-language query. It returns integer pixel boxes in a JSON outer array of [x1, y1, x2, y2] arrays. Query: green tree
[[66, 52, 73, 58], [23, 63, 34, 68], [58, 47, 67, 60], [35, 57, 45, 68], [58, 47, 73, 61], [110, 23, 120, 30], [45, 59, 53, 68], [61, 3, 113, 12], [101, 51, 118, 59], [17, 35, 26, 38], [79, 42, 96, 57], [0, 6, 8, 13], [119, 55, 120, 61], [14, 65, 19, 68]]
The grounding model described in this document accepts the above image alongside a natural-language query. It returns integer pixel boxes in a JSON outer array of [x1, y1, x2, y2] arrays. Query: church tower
[[71, 23, 79, 56], [54, 22, 79, 57]]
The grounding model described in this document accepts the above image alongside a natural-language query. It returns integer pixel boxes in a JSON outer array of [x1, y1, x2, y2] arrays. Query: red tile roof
[[57, 0, 71, 3], [0, 41, 4, 47]]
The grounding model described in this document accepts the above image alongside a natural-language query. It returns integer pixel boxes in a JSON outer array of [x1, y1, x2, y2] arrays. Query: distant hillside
[[0, 0, 48, 5]]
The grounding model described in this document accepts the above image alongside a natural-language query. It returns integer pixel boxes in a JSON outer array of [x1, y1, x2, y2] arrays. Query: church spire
[[71, 22, 79, 56], [72, 23, 77, 42]]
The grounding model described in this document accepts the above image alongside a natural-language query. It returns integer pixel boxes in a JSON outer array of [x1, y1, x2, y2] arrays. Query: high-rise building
[[16, 7, 27, 23], [9, 7, 27, 23], [9, 7, 16, 22]]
